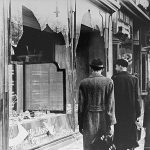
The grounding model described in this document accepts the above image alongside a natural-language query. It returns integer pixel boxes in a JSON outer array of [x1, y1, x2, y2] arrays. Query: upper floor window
[[119, 11, 124, 21], [118, 11, 131, 25]]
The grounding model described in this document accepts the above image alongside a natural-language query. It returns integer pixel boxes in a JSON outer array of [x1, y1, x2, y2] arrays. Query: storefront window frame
[[23, 61, 66, 113]]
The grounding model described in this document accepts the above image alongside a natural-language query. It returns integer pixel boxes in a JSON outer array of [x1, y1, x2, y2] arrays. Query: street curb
[[31, 132, 82, 150]]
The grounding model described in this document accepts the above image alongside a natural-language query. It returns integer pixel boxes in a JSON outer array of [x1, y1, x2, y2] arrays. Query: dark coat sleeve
[[78, 84, 85, 130], [135, 77, 141, 119], [105, 81, 116, 126]]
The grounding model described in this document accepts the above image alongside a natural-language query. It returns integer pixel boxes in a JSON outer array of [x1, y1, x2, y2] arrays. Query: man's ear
[[120, 65, 124, 69]]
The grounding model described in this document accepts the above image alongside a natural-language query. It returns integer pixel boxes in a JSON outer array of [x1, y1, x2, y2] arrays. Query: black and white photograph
[[0, 0, 150, 149]]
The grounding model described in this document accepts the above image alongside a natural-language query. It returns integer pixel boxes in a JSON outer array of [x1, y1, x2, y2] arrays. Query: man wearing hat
[[78, 58, 116, 150], [112, 59, 141, 150]]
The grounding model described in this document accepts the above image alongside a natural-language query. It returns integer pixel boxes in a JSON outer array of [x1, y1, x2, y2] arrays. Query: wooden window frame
[[23, 62, 66, 113]]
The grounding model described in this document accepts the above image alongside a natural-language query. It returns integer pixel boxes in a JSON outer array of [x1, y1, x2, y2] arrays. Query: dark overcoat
[[78, 72, 116, 150], [112, 71, 141, 149], [143, 83, 150, 148]]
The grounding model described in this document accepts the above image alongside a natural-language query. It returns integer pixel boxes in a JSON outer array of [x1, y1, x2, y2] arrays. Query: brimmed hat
[[90, 58, 105, 69]]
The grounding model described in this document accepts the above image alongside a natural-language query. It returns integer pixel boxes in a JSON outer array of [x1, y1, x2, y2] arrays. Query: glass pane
[[25, 63, 65, 111]]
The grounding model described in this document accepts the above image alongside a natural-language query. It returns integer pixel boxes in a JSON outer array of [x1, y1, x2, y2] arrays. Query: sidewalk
[[46, 107, 145, 150], [57, 128, 145, 150], [57, 134, 83, 150], [56, 101, 146, 150], [47, 118, 145, 150]]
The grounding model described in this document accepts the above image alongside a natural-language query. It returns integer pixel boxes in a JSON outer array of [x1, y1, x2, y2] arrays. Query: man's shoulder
[[111, 73, 119, 80], [112, 72, 137, 78], [95, 76, 113, 85], [79, 78, 90, 85], [104, 77, 113, 83], [81, 77, 90, 82], [121, 73, 139, 83], [127, 73, 138, 80], [80, 76, 113, 84]]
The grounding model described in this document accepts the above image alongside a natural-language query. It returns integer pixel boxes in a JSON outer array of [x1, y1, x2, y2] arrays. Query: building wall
[[8, 0, 119, 149], [75, 0, 114, 86], [0, 1, 4, 148], [112, 10, 134, 74], [106, 14, 113, 78], [0, 0, 9, 149]]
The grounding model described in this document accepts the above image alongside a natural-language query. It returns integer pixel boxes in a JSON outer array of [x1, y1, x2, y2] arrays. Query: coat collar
[[115, 71, 129, 76], [89, 72, 104, 78]]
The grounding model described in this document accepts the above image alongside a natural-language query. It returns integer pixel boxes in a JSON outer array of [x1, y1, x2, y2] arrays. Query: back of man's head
[[116, 59, 128, 68], [90, 58, 105, 71]]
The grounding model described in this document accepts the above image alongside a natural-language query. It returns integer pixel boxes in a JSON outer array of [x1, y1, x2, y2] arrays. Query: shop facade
[[2, 0, 150, 150], [112, 0, 150, 95], [112, 1, 150, 138], [0, 0, 10, 149], [140, 22, 150, 96], [7, 0, 120, 150]]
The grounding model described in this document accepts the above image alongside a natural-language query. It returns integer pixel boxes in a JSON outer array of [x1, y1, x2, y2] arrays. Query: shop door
[[76, 25, 91, 88], [76, 25, 105, 88]]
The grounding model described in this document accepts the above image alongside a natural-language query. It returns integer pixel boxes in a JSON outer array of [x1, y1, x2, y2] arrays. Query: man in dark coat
[[78, 58, 116, 150], [112, 59, 141, 150], [143, 81, 150, 150]]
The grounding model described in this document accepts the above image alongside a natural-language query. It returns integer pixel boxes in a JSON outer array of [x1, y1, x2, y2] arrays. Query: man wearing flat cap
[[78, 58, 116, 150]]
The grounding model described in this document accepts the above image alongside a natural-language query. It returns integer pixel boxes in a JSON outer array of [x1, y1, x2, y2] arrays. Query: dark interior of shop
[[12, 24, 65, 62], [76, 24, 105, 88], [11, 5, 66, 63]]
